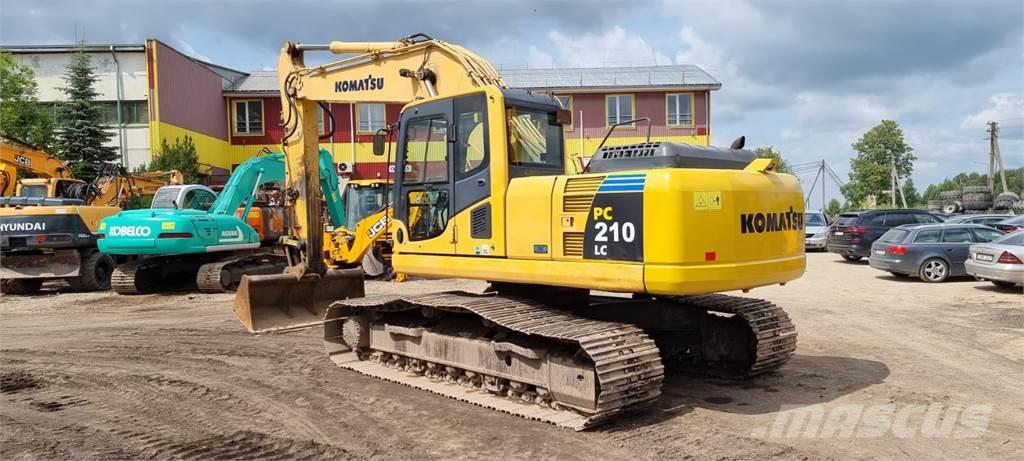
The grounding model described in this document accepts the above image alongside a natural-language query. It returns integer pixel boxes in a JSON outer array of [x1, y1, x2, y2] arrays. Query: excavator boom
[[235, 35, 503, 332]]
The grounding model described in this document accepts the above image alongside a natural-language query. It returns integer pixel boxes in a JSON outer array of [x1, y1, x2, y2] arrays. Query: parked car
[[991, 215, 1024, 233], [965, 230, 1024, 288], [943, 214, 1013, 226], [827, 209, 945, 261], [868, 224, 1005, 282], [805, 211, 829, 250]]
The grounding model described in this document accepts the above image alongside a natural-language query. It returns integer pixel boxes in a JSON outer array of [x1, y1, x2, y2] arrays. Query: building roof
[[225, 64, 720, 95], [226, 70, 277, 94], [500, 65, 720, 91], [0, 43, 146, 53]]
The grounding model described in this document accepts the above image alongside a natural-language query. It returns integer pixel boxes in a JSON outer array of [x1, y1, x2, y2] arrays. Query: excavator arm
[[235, 35, 505, 332], [1, 135, 73, 196]]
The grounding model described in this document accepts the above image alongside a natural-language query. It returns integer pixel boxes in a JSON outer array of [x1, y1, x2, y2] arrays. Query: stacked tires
[[960, 186, 993, 211], [993, 191, 1021, 211], [939, 187, 1022, 213], [939, 190, 963, 214]]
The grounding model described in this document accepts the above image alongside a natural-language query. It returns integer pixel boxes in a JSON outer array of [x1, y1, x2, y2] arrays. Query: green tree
[[753, 145, 792, 174], [54, 48, 118, 181], [843, 120, 916, 207], [920, 167, 1023, 201], [0, 51, 54, 147], [902, 177, 921, 207], [825, 198, 842, 219], [149, 135, 200, 184]]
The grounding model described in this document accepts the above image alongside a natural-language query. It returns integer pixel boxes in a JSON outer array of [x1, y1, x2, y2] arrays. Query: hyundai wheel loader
[[233, 34, 804, 429]]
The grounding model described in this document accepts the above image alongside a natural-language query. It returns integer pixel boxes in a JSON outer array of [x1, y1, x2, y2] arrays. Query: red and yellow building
[[145, 39, 721, 180]]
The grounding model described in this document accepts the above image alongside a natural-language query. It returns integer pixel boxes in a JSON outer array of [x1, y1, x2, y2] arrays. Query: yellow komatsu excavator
[[235, 34, 805, 429]]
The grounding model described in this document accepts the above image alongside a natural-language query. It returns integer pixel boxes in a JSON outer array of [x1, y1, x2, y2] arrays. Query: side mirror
[[556, 108, 572, 126], [372, 134, 386, 156]]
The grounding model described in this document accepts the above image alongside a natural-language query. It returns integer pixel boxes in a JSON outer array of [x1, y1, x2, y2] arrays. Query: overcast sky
[[2, 0, 1021, 205]]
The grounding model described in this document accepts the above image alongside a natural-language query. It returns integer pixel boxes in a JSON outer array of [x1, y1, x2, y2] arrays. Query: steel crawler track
[[326, 292, 665, 430], [196, 259, 235, 293], [324, 292, 797, 429], [670, 294, 798, 377], [110, 260, 144, 294]]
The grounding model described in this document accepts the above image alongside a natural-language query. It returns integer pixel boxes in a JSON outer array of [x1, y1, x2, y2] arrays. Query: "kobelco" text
[[109, 226, 151, 237]]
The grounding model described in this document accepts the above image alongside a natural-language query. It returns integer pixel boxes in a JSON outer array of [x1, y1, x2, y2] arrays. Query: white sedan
[[965, 230, 1024, 289]]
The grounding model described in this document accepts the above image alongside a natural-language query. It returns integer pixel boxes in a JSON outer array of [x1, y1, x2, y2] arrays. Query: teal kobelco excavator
[[98, 149, 345, 294]]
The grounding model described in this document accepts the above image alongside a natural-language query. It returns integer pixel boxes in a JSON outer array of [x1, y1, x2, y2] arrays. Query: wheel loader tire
[[942, 201, 961, 214], [1, 278, 43, 295], [1013, 200, 1024, 213], [994, 192, 1020, 210], [962, 192, 991, 203], [939, 190, 962, 200], [962, 186, 991, 194], [961, 200, 992, 211], [66, 251, 114, 292]]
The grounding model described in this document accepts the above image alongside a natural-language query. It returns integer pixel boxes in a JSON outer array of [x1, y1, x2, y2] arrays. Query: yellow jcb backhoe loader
[[234, 34, 805, 429]]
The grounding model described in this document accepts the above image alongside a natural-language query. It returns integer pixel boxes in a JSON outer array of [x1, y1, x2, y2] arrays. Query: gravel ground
[[1, 252, 1021, 460]]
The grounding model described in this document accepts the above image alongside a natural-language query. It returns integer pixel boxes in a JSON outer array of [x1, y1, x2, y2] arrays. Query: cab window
[[506, 107, 563, 170], [402, 115, 450, 241], [184, 189, 216, 211], [454, 94, 488, 179], [402, 116, 448, 184]]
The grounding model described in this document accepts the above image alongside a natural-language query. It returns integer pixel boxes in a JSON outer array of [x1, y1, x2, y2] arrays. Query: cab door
[[393, 99, 456, 255], [450, 93, 494, 256]]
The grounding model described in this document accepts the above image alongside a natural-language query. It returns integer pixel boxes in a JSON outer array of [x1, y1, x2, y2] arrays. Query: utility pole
[[890, 156, 907, 208], [821, 160, 826, 212], [890, 154, 897, 207], [988, 121, 1009, 193]]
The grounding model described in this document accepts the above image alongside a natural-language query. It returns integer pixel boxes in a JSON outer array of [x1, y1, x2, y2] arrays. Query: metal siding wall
[[154, 41, 228, 141]]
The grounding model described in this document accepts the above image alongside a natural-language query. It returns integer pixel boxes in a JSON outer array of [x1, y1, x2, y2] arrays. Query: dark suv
[[827, 209, 944, 261]]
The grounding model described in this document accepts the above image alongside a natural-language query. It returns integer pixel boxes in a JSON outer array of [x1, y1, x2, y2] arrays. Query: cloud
[[539, 26, 671, 68], [961, 93, 1024, 130], [2, 0, 1020, 194]]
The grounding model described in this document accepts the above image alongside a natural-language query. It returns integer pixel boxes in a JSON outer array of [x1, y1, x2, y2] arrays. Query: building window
[[233, 100, 264, 135], [666, 93, 693, 127], [357, 103, 386, 133], [317, 104, 329, 135], [606, 94, 634, 126], [49, 101, 148, 126], [555, 95, 573, 131]]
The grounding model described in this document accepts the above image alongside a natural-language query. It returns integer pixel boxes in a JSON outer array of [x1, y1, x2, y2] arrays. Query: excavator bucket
[[233, 268, 365, 333]]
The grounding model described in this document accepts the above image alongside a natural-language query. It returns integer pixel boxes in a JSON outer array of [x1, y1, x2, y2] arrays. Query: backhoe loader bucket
[[233, 268, 365, 333]]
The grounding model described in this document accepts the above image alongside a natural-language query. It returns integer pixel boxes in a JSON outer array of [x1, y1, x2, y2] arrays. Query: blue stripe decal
[[598, 184, 645, 192], [602, 178, 646, 185]]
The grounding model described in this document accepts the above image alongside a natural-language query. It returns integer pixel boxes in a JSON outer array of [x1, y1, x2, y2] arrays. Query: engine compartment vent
[[563, 176, 604, 212], [590, 141, 756, 173], [562, 232, 584, 257]]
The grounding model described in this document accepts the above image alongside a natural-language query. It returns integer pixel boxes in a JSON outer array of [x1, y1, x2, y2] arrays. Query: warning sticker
[[694, 191, 722, 211]]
